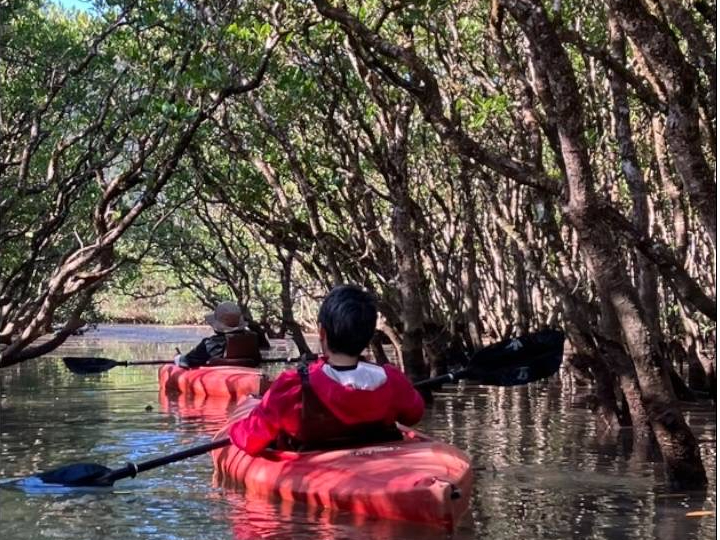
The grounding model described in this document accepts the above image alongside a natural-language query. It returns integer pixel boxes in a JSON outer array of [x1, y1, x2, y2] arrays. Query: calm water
[[0, 325, 716, 539]]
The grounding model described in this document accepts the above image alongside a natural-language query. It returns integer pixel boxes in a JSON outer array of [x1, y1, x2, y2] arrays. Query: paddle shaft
[[119, 359, 295, 367], [123, 360, 172, 367], [413, 369, 469, 389], [101, 438, 232, 484], [63, 356, 302, 374]]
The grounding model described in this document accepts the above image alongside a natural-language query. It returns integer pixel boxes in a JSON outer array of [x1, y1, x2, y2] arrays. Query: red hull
[[158, 364, 269, 399], [211, 401, 472, 530]]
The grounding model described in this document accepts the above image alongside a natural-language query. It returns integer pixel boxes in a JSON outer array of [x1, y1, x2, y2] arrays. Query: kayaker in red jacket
[[229, 285, 425, 455]]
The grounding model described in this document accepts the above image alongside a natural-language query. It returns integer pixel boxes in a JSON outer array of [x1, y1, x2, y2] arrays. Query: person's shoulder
[[265, 367, 302, 397], [381, 363, 413, 382], [306, 357, 330, 370], [275, 366, 303, 383], [380, 362, 403, 375], [203, 333, 226, 351]]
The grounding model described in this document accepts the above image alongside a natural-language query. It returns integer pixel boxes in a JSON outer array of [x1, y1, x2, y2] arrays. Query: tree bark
[[651, 116, 689, 260], [277, 250, 312, 356], [607, 10, 662, 350], [502, 0, 706, 489], [458, 164, 484, 350], [608, 0, 716, 248]]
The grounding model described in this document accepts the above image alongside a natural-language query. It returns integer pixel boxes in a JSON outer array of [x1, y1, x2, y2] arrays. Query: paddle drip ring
[[126, 462, 139, 478]]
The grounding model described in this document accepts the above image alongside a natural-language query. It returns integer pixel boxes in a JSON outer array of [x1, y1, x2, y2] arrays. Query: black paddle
[[62, 355, 302, 374], [25, 329, 564, 488], [414, 328, 565, 389], [62, 358, 172, 374], [33, 438, 232, 487]]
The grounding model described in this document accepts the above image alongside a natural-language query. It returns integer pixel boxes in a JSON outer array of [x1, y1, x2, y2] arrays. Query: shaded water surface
[[1, 325, 715, 539]]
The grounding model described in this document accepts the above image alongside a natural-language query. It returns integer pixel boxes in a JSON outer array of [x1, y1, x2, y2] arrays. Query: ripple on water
[[0, 325, 715, 540]]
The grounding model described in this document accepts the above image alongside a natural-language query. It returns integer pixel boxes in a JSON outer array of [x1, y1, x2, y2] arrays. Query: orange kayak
[[158, 364, 270, 400], [211, 400, 472, 530]]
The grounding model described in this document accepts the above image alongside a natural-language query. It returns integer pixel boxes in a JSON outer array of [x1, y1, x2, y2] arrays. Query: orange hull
[[211, 402, 472, 530], [158, 364, 270, 399]]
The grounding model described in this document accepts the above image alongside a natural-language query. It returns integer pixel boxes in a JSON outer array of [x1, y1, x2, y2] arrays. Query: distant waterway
[[0, 325, 715, 539]]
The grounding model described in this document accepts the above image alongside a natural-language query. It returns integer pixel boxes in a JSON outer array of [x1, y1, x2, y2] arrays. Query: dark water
[[0, 325, 715, 539]]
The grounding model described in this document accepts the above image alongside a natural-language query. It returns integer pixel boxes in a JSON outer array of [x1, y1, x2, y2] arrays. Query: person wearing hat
[[174, 301, 267, 369]]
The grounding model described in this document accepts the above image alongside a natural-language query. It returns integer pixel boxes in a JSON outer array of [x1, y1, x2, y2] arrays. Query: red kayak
[[211, 400, 472, 530], [158, 365, 270, 400]]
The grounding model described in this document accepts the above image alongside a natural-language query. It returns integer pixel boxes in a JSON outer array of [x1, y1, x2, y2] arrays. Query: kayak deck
[[211, 403, 472, 530], [158, 364, 270, 399]]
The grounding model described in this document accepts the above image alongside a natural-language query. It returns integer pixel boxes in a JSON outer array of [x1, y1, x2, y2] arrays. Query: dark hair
[[318, 285, 378, 356]]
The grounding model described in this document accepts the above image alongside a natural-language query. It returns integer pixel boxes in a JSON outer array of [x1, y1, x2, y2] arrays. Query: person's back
[[229, 285, 425, 455]]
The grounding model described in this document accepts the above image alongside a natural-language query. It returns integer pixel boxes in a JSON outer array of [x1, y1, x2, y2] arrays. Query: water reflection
[[0, 325, 716, 540], [158, 388, 240, 434], [217, 491, 456, 540]]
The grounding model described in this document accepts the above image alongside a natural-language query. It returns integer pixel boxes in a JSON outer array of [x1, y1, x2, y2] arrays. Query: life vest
[[276, 364, 403, 451], [224, 331, 261, 362]]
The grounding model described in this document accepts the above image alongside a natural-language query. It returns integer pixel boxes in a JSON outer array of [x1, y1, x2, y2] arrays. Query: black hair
[[317, 285, 378, 356]]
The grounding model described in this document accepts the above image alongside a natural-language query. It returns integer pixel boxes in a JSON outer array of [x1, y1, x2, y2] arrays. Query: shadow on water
[[0, 325, 716, 539]]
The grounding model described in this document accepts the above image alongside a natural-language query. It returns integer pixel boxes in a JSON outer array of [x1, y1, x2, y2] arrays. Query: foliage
[[2, 0, 715, 379], [0, 0, 282, 365]]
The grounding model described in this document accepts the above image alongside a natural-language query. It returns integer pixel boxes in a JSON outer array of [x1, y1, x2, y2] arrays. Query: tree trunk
[[458, 165, 484, 350], [609, 0, 716, 248], [278, 250, 312, 356], [376, 316, 404, 371], [369, 332, 392, 366], [390, 196, 427, 379], [607, 10, 662, 349], [596, 299, 652, 434], [511, 241, 531, 335], [502, 0, 706, 489], [651, 116, 689, 260]]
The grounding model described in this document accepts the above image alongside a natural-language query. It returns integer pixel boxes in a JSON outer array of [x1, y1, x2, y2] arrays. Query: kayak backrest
[[224, 332, 261, 363]]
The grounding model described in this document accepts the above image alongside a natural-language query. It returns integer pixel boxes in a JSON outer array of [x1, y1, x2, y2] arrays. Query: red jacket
[[229, 358, 425, 455]]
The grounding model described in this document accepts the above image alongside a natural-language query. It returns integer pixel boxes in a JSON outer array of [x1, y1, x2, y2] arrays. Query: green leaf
[[161, 102, 177, 116]]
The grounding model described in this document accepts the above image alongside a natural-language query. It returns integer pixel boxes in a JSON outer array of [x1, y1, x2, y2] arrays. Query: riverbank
[[95, 289, 206, 325]]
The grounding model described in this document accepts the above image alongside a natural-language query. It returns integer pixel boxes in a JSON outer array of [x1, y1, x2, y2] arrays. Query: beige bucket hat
[[205, 301, 247, 333]]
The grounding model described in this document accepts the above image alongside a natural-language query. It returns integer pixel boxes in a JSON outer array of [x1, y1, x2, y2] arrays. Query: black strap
[[298, 363, 310, 387]]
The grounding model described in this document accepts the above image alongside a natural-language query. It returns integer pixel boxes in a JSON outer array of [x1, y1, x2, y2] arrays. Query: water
[[0, 325, 715, 539]]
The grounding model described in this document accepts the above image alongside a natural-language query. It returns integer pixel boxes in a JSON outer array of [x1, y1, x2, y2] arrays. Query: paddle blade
[[35, 463, 115, 487], [467, 329, 565, 386], [63, 357, 119, 374]]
